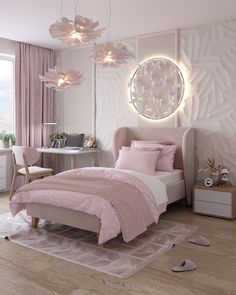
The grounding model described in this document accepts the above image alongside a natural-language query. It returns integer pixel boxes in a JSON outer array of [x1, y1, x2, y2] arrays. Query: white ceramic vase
[[0, 140, 9, 148]]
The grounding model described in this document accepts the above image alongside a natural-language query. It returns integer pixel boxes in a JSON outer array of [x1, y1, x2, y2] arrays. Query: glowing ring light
[[129, 57, 185, 120]]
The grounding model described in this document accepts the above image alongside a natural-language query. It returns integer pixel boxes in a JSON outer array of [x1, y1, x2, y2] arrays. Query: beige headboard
[[113, 127, 195, 205]]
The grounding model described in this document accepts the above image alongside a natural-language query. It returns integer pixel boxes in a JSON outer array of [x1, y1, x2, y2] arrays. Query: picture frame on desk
[[51, 139, 66, 148]]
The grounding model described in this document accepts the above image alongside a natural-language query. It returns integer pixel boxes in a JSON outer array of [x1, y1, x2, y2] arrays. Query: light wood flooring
[[0, 192, 235, 295]]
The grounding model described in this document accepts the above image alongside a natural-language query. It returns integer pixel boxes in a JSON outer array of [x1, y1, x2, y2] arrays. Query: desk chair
[[9, 146, 53, 200]]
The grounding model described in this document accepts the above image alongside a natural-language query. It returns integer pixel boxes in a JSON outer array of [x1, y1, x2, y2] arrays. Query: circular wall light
[[129, 57, 185, 120]]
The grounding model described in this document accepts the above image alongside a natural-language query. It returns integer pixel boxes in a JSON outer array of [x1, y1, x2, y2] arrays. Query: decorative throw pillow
[[115, 149, 160, 175], [131, 140, 177, 172]]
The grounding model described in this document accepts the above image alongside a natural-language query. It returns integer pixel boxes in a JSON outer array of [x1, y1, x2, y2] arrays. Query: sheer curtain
[[15, 42, 55, 148]]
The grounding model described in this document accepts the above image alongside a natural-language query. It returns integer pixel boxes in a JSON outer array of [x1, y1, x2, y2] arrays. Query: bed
[[113, 127, 195, 205], [10, 127, 195, 244]]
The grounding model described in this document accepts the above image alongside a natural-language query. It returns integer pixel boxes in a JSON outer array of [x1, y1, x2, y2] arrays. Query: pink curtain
[[15, 42, 55, 148]]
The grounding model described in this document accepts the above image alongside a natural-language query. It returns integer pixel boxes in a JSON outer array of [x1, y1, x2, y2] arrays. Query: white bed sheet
[[155, 169, 184, 185], [86, 167, 168, 205]]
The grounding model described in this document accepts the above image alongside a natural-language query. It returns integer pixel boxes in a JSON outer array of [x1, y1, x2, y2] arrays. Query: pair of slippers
[[172, 236, 210, 272]]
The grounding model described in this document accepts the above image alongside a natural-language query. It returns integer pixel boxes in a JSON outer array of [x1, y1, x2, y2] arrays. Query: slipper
[[188, 236, 210, 246], [172, 259, 197, 272]]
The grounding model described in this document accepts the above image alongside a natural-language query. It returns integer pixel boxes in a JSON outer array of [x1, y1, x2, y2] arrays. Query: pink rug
[[0, 211, 198, 279]]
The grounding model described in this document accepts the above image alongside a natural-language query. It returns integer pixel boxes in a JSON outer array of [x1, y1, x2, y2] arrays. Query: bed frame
[[27, 127, 195, 234]]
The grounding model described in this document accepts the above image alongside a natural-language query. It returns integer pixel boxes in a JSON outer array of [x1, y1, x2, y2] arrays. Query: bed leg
[[32, 217, 39, 228], [97, 233, 104, 247]]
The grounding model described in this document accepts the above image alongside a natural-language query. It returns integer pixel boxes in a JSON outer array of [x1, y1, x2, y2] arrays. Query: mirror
[[129, 57, 185, 120]]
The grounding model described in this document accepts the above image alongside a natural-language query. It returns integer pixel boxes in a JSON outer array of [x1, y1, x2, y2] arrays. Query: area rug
[[0, 211, 198, 279]]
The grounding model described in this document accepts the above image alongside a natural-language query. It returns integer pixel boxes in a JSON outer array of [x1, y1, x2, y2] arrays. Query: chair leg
[[32, 217, 39, 228], [9, 173, 17, 201], [25, 175, 30, 184]]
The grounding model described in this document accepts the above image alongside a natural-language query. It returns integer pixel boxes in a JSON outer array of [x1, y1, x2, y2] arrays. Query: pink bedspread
[[10, 168, 167, 244]]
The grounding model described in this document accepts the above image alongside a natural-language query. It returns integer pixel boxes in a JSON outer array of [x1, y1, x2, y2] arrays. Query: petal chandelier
[[39, 67, 85, 91], [93, 0, 134, 68], [49, 15, 104, 46], [40, 0, 133, 91], [40, 0, 104, 91], [93, 41, 134, 68]]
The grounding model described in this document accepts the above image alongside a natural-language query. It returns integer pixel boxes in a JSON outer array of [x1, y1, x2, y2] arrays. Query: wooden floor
[[0, 193, 235, 295]]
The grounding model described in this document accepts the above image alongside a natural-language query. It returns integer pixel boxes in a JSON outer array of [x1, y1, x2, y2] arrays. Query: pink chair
[[9, 146, 53, 200]]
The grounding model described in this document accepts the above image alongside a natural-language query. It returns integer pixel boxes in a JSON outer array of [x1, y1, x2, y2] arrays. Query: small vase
[[210, 171, 218, 185], [0, 140, 9, 148]]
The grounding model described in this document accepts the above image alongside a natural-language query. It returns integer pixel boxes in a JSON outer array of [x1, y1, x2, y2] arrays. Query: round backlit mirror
[[129, 58, 185, 120]]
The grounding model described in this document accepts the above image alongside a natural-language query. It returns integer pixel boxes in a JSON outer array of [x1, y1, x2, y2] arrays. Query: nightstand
[[193, 184, 236, 219]]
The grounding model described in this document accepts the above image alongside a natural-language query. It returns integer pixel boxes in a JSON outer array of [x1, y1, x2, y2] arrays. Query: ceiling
[[0, 0, 236, 50]]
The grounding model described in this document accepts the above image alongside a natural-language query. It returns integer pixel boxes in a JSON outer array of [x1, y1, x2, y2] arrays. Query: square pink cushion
[[131, 140, 177, 172], [115, 149, 160, 175]]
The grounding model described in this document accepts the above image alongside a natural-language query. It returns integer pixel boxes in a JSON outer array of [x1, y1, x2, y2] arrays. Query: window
[[0, 55, 15, 133]]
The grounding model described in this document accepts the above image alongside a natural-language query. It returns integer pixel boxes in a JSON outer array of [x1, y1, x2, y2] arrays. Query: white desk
[[36, 147, 101, 170], [0, 148, 13, 192]]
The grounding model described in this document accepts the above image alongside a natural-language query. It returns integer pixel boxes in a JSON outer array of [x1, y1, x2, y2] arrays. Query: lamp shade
[[39, 67, 85, 91], [49, 15, 104, 46], [93, 41, 134, 68]]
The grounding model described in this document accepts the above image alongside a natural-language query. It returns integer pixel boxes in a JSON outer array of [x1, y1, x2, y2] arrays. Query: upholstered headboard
[[113, 127, 195, 205]]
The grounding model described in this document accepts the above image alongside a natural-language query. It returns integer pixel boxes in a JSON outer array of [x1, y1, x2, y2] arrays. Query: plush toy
[[83, 136, 96, 148], [218, 168, 230, 186]]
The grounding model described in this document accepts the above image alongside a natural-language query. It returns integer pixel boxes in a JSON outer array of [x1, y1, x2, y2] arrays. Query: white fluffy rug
[[0, 211, 198, 279]]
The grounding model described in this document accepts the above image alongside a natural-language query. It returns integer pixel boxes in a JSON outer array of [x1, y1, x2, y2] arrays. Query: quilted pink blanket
[[10, 168, 167, 244]]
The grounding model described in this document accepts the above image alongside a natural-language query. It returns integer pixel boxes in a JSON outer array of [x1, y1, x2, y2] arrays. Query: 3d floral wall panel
[[179, 20, 236, 182]]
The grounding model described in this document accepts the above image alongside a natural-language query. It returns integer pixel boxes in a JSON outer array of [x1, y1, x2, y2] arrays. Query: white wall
[[55, 19, 236, 183], [55, 47, 93, 135], [96, 40, 138, 166], [0, 37, 15, 56], [55, 46, 94, 168]]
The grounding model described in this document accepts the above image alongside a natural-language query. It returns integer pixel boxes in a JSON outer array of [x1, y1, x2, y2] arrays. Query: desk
[[36, 147, 101, 170], [0, 148, 13, 192]]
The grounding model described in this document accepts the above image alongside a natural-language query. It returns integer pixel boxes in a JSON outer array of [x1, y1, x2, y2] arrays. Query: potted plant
[[0, 131, 16, 148]]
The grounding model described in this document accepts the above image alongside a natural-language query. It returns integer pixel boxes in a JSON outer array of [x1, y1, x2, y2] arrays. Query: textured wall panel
[[137, 30, 178, 127], [179, 20, 236, 183], [137, 30, 178, 63], [96, 41, 138, 167]]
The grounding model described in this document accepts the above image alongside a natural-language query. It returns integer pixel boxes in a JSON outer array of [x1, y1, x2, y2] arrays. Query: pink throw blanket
[[10, 168, 167, 244], [16, 175, 155, 242]]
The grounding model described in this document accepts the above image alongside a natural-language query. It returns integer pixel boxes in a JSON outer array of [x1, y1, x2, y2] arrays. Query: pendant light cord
[[107, 0, 111, 41], [60, 0, 63, 19], [75, 0, 80, 16]]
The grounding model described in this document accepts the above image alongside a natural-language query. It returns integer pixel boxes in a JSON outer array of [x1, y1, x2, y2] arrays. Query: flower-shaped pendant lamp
[[49, 14, 105, 46], [93, 0, 134, 67], [39, 67, 85, 91], [41, 1, 97, 91]]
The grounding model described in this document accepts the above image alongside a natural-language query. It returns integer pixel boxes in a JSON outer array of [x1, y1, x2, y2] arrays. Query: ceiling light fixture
[[93, 0, 134, 67], [49, 0, 104, 46], [39, 67, 85, 91]]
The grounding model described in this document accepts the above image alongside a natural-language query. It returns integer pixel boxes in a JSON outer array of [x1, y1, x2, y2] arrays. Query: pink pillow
[[121, 146, 131, 150], [131, 140, 177, 172], [115, 149, 160, 175]]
